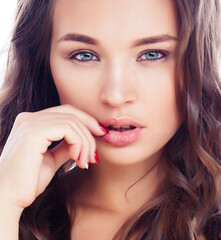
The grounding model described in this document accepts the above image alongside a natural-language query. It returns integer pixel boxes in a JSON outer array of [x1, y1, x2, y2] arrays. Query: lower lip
[[101, 127, 145, 146]]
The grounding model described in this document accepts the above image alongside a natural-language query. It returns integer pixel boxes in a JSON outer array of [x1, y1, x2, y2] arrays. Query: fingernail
[[77, 153, 81, 161], [85, 157, 90, 169], [94, 151, 99, 164], [85, 162, 89, 169], [98, 123, 109, 134]]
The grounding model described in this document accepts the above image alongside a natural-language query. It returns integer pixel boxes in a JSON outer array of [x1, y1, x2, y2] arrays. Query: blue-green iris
[[145, 52, 160, 60], [78, 53, 94, 61]]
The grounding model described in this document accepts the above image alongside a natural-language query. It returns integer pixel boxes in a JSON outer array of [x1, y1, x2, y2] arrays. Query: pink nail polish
[[94, 151, 99, 163], [77, 153, 81, 161], [99, 123, 109, 134]]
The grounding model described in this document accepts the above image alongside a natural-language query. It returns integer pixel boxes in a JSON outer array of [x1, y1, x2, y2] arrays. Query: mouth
[[106, 125, 137, 132], [100, 117, 145, 146]]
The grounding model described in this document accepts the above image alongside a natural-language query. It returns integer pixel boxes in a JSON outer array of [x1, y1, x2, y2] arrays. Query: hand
[[0, 104, 107, 212]]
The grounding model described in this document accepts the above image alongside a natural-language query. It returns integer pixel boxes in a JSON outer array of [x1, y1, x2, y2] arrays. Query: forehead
[[52, 0, 178, 44]]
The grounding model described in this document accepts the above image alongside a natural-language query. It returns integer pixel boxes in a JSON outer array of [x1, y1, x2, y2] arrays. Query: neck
[[76, 155, 167, 215]]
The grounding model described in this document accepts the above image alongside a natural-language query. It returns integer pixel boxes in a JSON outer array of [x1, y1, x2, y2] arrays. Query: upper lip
[[100, 117, 145, 128]]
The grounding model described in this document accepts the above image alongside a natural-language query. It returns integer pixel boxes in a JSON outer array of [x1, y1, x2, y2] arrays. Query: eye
[[68, 50, 99, 62], [137, 50, 167, 62]]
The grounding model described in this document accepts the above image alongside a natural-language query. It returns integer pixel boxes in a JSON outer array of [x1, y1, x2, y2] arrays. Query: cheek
[[50, 57, 99, 108], [140, 61, 181, 133]]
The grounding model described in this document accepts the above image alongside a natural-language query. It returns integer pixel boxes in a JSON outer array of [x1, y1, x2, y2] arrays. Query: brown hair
[[0, 0, 220, 239]]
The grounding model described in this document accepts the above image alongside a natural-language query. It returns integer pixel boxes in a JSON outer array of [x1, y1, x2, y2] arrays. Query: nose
[[100, 59, 137, 107]]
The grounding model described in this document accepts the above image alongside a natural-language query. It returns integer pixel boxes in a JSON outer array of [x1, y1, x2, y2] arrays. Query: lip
[[100, 117, 145, 146], [101, 117, 145, 128]]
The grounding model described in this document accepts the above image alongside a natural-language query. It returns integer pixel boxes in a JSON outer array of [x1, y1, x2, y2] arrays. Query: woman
[[0, 0, 220, 239]]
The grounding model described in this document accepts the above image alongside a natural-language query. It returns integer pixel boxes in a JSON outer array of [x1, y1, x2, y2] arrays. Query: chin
[[95, 140, 164, 167]]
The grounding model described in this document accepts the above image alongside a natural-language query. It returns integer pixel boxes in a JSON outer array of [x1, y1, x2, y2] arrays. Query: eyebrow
[[132, 34, 178, 47], [58, 33, 100, 45], [58, 33, 177, 47]]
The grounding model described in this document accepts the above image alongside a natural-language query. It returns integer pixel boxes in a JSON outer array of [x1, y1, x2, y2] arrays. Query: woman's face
[[50, 0, 182, 166]]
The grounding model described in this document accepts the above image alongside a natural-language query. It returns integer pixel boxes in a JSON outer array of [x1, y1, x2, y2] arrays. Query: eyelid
[[136, 49, 169, 62], [67, 49, 169, 63], [68, 49, 100, 62]]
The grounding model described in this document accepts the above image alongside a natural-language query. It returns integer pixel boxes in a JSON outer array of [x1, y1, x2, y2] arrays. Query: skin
[[0, 0, 182, 239], [50, 0, 181, 239]]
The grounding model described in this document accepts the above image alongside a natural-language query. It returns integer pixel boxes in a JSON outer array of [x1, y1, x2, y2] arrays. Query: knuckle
[[68, 117, 78, 126], [65, 122, 75, 133], [16, 112, 29, 122], [15, 112, 33, 128], [64, 104, 74, 112]]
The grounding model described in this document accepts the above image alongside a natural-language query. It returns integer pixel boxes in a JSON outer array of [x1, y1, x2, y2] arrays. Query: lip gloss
[[102, 127, 144, 146]]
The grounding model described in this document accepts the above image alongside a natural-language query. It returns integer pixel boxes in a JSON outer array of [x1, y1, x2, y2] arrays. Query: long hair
[[0, 0, 220, 239], [0, 0, 59, 153]]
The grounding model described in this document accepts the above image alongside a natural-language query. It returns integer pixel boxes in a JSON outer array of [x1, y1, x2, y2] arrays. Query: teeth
[[112, 125, 122, 129], [107, 125, 136, 131], [111, 125, 131, 129]]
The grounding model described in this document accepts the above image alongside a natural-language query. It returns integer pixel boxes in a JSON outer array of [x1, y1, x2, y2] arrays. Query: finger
[[34, 111, 99, 166], [73, 117, 97, 164], [48, 125, 89, 170], [61, 117, 92, 167], [50, 141, 78, 170], [40, 105, 109, 136], [14, 112, 93, 169], [24, 112, 95, 161], [37, 151, 56, 194]]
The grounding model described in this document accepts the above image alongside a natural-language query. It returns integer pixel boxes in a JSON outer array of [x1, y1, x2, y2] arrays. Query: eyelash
[[67, 49, 168, 63]]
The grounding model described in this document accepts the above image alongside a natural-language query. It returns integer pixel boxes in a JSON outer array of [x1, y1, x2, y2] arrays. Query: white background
[[0, 1, 17, 84]]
